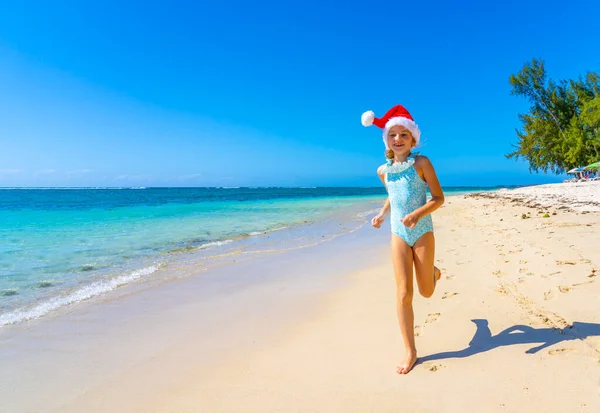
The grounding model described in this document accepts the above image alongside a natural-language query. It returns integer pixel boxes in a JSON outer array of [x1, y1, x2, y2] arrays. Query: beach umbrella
[[583, 161, 599, 171], [567, 167, 583, 174]]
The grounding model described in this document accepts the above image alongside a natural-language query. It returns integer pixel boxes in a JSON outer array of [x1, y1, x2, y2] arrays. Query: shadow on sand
[[418, 319, 600, 364]]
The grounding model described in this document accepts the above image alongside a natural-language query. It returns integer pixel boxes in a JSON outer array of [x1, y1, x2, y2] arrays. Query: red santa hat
[[361, 104, 421, 148]]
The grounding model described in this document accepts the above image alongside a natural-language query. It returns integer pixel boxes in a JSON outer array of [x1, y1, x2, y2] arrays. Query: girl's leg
[[390, 233, 417, 374], [413, 232, 441, 298]]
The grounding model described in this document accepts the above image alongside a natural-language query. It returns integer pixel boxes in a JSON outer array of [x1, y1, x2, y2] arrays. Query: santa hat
[[361, 104, 421, 148]]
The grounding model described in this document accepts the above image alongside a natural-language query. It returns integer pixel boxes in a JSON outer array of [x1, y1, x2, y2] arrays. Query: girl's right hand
[[371, 214, 385, 229]]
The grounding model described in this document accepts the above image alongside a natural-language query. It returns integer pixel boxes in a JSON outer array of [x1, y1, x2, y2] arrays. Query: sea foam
[[0, 265, 160, 327]]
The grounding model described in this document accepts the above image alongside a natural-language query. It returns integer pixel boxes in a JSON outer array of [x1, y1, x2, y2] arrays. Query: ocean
[[0, 186, 493, 326]]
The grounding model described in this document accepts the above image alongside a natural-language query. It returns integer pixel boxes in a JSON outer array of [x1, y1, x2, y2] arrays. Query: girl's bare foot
[[396, 352, 418, 374], [434, 266, 442, 287]]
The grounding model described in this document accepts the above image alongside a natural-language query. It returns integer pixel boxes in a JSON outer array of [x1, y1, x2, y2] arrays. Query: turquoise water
[[0, 186, 495, 326]]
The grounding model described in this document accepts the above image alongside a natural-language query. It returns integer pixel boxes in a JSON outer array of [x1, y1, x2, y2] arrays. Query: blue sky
[[1, 0, 598, 187]]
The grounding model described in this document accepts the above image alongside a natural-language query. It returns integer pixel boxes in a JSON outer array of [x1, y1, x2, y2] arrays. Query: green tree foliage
[[508, 59, 600, 173]]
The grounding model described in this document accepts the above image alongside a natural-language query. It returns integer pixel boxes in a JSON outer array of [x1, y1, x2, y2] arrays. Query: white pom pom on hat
[[361, 104, 421, 148], [361, 110, 375, 127]]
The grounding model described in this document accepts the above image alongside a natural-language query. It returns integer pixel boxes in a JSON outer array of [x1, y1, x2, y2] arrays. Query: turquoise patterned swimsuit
[[385, 155, 434, 247]]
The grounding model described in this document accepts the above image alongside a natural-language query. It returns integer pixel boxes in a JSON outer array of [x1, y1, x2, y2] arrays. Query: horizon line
[[0, 184, 531, 190]]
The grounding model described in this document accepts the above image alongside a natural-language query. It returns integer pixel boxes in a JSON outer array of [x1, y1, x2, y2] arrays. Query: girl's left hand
[[401, 212, 420, 229]]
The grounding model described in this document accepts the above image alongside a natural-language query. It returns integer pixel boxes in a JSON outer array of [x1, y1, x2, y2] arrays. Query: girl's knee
[[397, 288, 413, 306], [418, 287, 434, 298]]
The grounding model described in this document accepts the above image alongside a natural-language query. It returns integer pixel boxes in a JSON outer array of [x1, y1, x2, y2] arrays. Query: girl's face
[[386, 125, 415, 156]]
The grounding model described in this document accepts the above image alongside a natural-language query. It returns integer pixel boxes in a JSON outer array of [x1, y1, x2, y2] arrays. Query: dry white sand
[[1, 184, 599, 412], [487, 181, 600, 212]]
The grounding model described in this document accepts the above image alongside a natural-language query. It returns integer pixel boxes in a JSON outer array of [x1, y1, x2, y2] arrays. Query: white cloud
[[37, 169, 57, 174]]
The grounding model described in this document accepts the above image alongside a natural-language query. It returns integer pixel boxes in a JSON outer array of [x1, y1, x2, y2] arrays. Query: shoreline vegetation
[[508, 59, 600, 174]]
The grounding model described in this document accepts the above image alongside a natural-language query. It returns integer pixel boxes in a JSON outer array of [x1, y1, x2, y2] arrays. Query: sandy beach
[[1, 183, 599, 412], [480, 181, 600, 212]]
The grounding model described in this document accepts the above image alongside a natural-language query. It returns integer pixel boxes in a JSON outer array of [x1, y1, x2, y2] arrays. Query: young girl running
[[362, 104, 445, 375]]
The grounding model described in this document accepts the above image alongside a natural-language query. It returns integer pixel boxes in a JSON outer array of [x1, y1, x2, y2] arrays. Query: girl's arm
[[372, 166, 390, 228], [377, 165, 391, 217], [402, 157, 444, 228], [378, 197, 391, 217]]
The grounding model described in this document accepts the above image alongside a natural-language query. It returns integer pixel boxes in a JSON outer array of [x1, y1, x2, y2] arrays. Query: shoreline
[[0, 195, 383, 327]]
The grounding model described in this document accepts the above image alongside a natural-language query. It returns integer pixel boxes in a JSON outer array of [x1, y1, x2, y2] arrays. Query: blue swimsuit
[[385, 155, 434, 247]]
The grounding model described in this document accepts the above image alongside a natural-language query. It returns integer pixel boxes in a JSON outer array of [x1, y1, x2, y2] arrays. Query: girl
[[362, 104, 445, 375]]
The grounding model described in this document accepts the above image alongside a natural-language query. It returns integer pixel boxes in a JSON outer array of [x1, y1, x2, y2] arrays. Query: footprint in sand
[[556, 260, 577, 266], [493, 270, 505, 277], [572, 280, 595, 287], [519, 268, 528, 274], [414, 325, 422, 337], [548, 348, 575, 355], [494, 285, 509, 295], [519, 260, 528, 265], [428, 364, 444, 372], [425, 313, 441, 324], [536, 312, 570, 329], [544, 290, 554, 301], [445, 275, 455, 280], [558, 285, 571, 293], [442, 292, 458, 299]]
